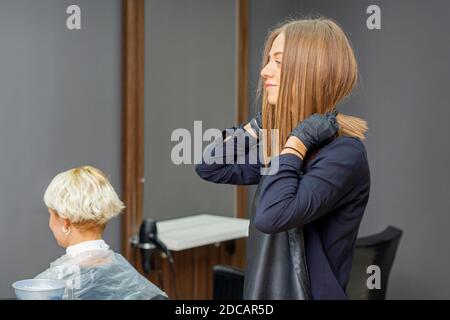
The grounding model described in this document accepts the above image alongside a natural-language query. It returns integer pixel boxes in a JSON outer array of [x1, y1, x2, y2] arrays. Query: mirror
[[143, 0, 241, 221]]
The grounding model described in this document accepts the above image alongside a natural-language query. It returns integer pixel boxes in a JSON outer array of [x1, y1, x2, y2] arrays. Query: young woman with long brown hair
[[196, 17, 370, 300]]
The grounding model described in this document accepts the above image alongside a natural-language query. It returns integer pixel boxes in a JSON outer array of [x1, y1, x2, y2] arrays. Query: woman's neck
[[65, 232, 102, 248]]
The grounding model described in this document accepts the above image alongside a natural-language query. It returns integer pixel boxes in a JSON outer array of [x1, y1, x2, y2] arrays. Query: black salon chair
[[345, 226, 402, 299], [213, 226, 402, 300], [213, 264, 245, 300]]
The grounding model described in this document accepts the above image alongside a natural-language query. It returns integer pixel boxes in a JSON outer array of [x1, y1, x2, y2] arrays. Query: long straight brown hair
[[258, 17, 368, 160]]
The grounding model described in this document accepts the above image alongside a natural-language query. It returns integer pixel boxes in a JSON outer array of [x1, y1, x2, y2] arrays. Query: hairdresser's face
[[261, 32, 284, 105]]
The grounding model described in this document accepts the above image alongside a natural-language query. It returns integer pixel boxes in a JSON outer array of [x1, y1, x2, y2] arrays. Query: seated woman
[[34, 165, 167, 300]]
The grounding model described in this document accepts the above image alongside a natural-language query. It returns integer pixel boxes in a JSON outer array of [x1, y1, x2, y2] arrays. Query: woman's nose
[[261, 63, 273, 78]]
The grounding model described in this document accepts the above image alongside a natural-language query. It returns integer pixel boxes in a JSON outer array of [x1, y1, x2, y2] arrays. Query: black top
[[195, 128, 370, 299]]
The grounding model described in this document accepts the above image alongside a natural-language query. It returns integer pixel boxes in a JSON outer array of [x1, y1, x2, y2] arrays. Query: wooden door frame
[[121, 0, 249, 260], [121, 0, 145, 260], [235, 0, 249, 220]]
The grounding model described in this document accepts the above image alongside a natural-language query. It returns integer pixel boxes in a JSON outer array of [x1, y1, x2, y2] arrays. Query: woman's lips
[[265, 84, 277, 88]]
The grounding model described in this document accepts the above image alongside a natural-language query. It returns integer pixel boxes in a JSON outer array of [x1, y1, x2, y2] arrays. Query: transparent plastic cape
[[34, 249, 168, 300]]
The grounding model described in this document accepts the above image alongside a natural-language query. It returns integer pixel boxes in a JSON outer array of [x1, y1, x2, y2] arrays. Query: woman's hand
[[289, 111, 339, 152]]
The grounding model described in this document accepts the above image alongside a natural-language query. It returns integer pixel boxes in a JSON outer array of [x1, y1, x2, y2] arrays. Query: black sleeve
[[254, 145, 365, 234], [195, 127, 264, 185]]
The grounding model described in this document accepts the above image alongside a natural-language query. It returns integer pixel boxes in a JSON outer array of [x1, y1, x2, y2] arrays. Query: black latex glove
[[289, 110, 339, 151], [248, 112, 262, 139]]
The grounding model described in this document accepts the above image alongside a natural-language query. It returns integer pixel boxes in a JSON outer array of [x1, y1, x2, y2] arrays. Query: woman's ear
[[62, 218, 71, 230]]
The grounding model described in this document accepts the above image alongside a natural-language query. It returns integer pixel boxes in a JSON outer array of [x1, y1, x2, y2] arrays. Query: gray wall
[[0, 0, 122, 298], [248, 0, 450, 299], [144, 0, 237, 221]]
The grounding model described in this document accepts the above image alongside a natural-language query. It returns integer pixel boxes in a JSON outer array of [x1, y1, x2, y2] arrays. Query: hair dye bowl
[[12, 279, 66, 300]]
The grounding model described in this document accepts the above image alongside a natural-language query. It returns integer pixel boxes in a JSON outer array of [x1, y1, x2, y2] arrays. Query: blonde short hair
[[44, 166, 125, 225]]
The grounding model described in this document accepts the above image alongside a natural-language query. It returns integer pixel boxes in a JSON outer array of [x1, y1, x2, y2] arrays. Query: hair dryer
[[139, 218, 172, 274]]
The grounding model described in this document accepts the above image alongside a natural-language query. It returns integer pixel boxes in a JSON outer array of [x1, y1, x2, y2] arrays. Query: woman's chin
[[267, 98, 277, 105]]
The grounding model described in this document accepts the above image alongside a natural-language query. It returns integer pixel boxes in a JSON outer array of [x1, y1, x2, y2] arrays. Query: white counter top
[[157, 214, 250, 251]]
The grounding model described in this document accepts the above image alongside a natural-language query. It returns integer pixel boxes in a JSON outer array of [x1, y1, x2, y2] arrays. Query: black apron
[[243, 174, 312, 300]]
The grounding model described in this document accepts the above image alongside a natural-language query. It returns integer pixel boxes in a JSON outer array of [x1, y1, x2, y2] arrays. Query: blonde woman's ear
[[62, 219, 71, 234], [62, 225, 71, 235]]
